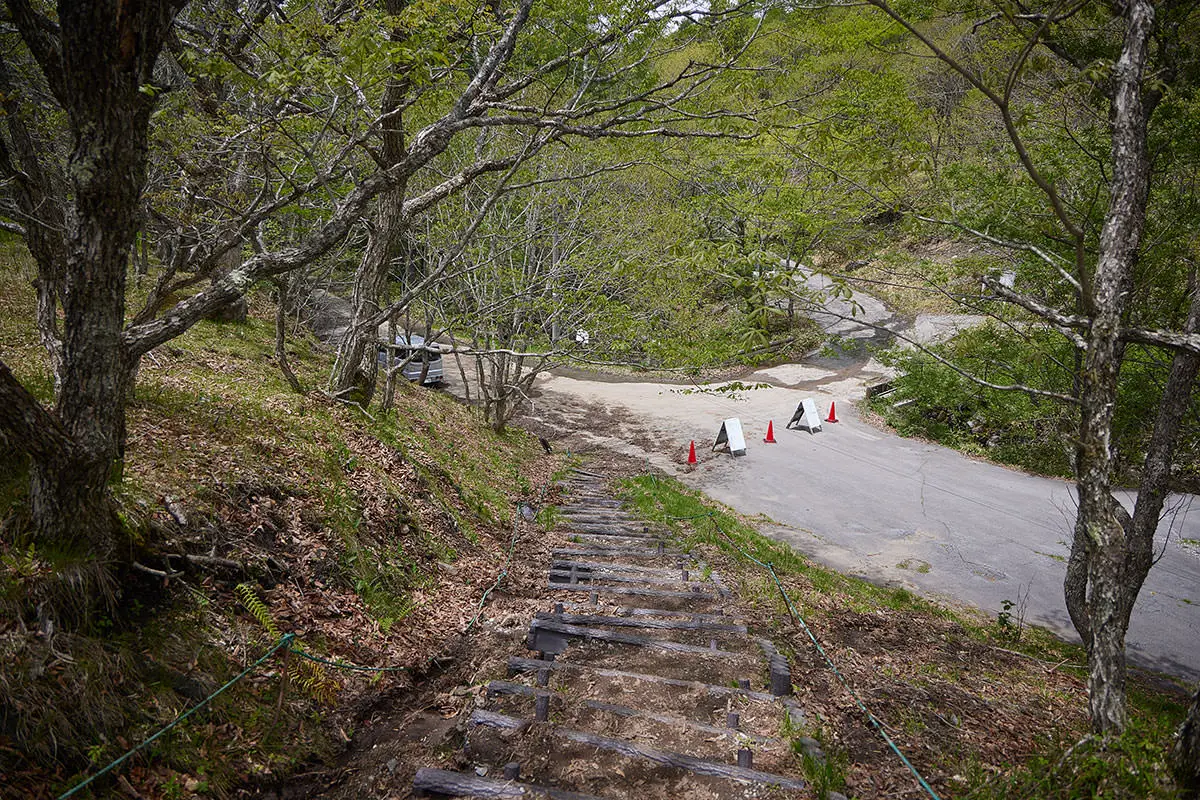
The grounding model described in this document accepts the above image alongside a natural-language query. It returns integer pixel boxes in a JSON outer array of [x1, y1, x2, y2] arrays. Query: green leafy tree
[[864, 0, 1200, 744]]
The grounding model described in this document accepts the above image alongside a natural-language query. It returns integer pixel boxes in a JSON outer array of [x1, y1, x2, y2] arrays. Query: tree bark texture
[[1176, 683, 1200, 799], [0, 0, 184, 563], [1065, 0, 1155, 736], [332, 0, 410, 404], [0, 52, 69, 384]]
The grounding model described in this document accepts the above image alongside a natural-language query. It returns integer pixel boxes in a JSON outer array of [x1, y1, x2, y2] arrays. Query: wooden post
[[503, 762, 520, 780], [737, 748, 753, 768], [267, 646, 292, 744], [769, 655, 792, 697]]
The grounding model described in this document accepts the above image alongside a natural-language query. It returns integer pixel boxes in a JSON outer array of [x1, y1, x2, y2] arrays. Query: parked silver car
[[377, 334, 444, 385]]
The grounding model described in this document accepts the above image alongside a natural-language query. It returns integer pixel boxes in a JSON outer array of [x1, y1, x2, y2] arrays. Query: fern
[[235, 583, 280, 639], [234, 583, 339, 703]]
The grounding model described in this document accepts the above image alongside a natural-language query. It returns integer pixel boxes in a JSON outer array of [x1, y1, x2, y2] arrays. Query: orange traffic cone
[[687, 441, 698, 464], [764, 420, 777, 443], [825, 402, 839, 423]]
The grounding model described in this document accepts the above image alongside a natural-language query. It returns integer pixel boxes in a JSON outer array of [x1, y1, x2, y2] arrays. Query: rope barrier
[[60, 468, 559, 798], [59, 634, 296, 799], [662, 502, 942, 800]]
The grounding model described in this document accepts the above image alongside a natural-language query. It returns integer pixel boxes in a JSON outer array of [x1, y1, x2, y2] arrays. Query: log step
[[557, 509, 640, 519], [469, 710, 807, 791], [413, 767, 604, 799], [560, 523, 653, 534], [547, 582, 716, 600], [573, 605, 742, 623], [563, 530, 662, 541], [506, 657, 780, 703], [551, 547, 677, 558], [528, 619, 739, 657], [548, 568, 690, 588], [569, 468, 607, 479], [564, 536, 668, 548], [484, 681, 778, 745], [560, 504, 623, 511], [550, 559, 693, 578], [534, 611, 746, 633]]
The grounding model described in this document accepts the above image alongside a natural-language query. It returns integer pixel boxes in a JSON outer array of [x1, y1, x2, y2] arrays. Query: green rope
[[663, 502, 943, 800], [58, 634, 295, 799], [288, 647, 410, 672], [59, 466, 558, 797], [760, 558, 943, 800]]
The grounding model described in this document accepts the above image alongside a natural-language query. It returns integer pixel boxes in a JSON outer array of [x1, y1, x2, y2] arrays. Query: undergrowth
[[618, 472, 1191, 800], [0, 249, 549, 797]]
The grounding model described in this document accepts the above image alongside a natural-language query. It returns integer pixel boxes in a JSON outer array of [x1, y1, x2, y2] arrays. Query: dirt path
[[300, 468, 834, 800]]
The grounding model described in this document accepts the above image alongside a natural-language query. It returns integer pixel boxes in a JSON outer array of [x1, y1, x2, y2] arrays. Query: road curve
[[527, 369, 1200, 682]]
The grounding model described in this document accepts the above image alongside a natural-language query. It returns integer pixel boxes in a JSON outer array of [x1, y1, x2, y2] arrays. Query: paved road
[[432, 270, 1200, 680], [524, 362, 1200, 682]]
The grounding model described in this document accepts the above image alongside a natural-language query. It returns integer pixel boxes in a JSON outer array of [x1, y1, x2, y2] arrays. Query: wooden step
[[547, 582, 715, 601], [507, 657, 781, 703], [413, 767, 603, 799], [528, 619, 739, 657], [485, 681, 778, 745], [550, 559, 692, 578], [469, 710, 807, 791], [548, 568, 692, 588], [535, 611, 746, 633]]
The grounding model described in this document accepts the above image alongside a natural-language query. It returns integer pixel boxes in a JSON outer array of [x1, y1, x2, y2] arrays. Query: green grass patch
[[959, 697, 1187, 799], [617, 473, 947, 617]]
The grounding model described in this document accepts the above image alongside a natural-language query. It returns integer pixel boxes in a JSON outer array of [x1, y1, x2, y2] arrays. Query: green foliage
[[235, 583, 280, 639], [873, 320, 1200, 485], [962, 714, 1186, 799]]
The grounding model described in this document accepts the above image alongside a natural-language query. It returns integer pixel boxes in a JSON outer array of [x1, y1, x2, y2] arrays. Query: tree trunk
[[332, 189, 405, 403], [1176, 683, 1200, 799], [0, 0, 183, 592], [331, 0, 410, 404], [0, 53, 69, 385], [1119, 280, 1200, 621], [1066, 0, 1155, 735], [274, 276, 303, 393]]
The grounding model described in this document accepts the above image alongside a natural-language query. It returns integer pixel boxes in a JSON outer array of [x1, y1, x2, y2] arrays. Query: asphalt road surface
[[523, 360, 1200, 682], [436, 270, 1200, 681]]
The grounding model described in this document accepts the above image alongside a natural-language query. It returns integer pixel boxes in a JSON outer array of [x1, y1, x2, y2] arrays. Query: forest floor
[[2, 242, 1192, 799], [270, 439, 1191, 800]]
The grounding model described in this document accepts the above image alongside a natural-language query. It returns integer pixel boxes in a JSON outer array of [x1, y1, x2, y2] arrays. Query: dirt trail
[[297, 468, 832, 799], [410, 468, 821, 799]]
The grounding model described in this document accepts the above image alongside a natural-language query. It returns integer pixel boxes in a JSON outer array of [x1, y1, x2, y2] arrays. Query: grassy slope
[[0, 245, 553, 798], [619, 474, 1190, 800]]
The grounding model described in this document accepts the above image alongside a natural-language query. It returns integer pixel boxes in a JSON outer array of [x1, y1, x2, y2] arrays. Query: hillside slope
[[1, 245, 555, 798]]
